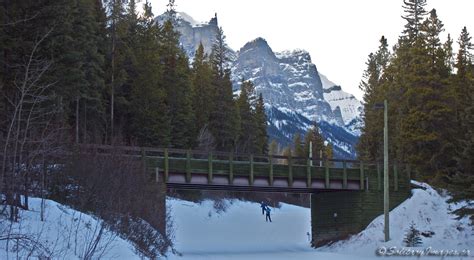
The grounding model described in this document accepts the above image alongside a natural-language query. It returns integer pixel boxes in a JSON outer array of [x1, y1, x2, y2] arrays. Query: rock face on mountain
[[320, 73, 363, 135], [155, 12, 219, 57], [231, 38, 344, 126], [156, 12, 363, 158]]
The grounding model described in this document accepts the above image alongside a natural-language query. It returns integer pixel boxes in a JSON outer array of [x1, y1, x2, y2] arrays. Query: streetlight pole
[[383, 99, 389, 242]]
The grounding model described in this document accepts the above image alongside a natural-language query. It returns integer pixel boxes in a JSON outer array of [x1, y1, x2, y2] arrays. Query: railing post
[[249, 154, 254, 186], [229, 153, 234, 185], [343, 161, 348, 189], [269, 155, 273, 186], [360, 161, 365, 190], [377, 162, 381, 190], [208, 152, 213, 184], [288, 153, 293, 187], [164, 148, 169, 180], [394, 162, 398, 191], [325, 159, 330, 189], [306, 158, 312, 188], [186, 150, 191, 183]]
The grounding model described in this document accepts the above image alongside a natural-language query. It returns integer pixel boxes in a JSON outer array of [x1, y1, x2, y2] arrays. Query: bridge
[[77, 144, 413, 246]]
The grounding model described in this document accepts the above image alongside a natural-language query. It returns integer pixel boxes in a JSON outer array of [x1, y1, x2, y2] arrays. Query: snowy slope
[[0, 198, 140, 260], [167, 183, 473, 259], [320, 73, 363, 132]]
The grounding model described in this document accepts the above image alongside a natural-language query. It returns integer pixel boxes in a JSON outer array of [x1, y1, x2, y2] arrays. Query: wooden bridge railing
[[70, 144, 412, 191]]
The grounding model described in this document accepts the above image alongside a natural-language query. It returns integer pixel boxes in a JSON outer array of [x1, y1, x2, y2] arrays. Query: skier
[[260, 201, 267, 215], [265, 206, 272, 222]]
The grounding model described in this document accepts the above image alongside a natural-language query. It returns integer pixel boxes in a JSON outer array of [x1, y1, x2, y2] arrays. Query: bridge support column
[[310, 166, 411, 247]]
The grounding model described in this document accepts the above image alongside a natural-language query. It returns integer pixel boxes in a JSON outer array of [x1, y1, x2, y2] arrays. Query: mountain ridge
[[156, 12, 362, 158]]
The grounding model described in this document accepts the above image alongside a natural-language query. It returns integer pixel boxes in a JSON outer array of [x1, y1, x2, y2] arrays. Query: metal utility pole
[[309, 141, 313, 166], [383, 99, 389, 242]]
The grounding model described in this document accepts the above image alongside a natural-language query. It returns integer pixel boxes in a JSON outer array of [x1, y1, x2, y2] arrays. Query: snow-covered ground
[[168, 182, 473, 259], [2, 182, 472, 259], [0, 198, 139, 259]]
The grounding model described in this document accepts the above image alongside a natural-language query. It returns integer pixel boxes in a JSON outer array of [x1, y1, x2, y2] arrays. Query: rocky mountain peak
[[156, 12, 363, 158]]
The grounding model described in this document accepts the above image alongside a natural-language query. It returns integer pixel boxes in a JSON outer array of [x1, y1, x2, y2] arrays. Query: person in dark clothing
[[260, 201, 266, 215], [265, 206, 272, 222]]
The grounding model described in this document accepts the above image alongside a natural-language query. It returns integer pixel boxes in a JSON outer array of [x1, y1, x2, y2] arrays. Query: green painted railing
[[75, 144, 411, 191]]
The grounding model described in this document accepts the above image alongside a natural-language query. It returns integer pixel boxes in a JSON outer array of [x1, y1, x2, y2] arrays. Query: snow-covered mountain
[[320, 74, 363, 125], [231, 38, 343, 126], [156, 12, 364, 158], [266, 105, 358, 159], [320, 73, 364, 135]]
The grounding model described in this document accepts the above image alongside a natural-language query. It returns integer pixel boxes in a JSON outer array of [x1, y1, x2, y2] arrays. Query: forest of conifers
[[357, 0, 473, 207]]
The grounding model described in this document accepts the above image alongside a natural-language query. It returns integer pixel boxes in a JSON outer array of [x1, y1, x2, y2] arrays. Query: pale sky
[[148, 0, 473, 100]]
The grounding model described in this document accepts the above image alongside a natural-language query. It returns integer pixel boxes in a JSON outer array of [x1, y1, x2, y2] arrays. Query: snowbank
[[320, 181, 474, 257], [0, 198, 140, 259]]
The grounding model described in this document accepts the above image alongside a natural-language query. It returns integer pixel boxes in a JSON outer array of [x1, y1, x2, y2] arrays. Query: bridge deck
[[147, 152, 369, 192], [75, 144, 407, 193]]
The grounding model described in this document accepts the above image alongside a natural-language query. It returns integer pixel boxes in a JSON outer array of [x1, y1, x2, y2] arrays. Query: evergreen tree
[[421, 9, 447, 72], [209, 27, 236, 151], [236, 80, 256, 153], [75, 0, 108, 143], [105, 0, 128, 142], [403, 222, 423, 247], [160, 20, 195, 148], [357, 36, 390, 162], [325, 143, 334, 161], [401, 0, 428, 42], [210, 27, 230, 78], [254, 93, 268, 155], [191, 43, 214, 134], [129, 1, 170, 147], [293, 133, 305, 164], [304, 124, 325, 161], [447, 27, 474, 201]]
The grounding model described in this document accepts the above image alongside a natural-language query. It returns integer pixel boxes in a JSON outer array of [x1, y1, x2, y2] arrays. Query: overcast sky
[[148, 0, 473, 100]]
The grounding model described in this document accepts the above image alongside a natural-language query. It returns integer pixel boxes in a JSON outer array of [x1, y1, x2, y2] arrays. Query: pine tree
[[129, 1, 170, 147], [357, 36, 390, 162], [236, 80, 256, 153], [210, 27, 230, 78], [401, 0, 428, 42], [403, 222, 423, 247], [421, 9, 447, 72], [75, 0, 108, 143], [105, 0, 128, 143], [447, 27, 474, 201], [209, 27, 236, 151], [254, 93, 268, 155], [325, 143, 334, 161], [304, 124, 325, 161], [191, 43, 214, 134], [293, 133, 305, 164]]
